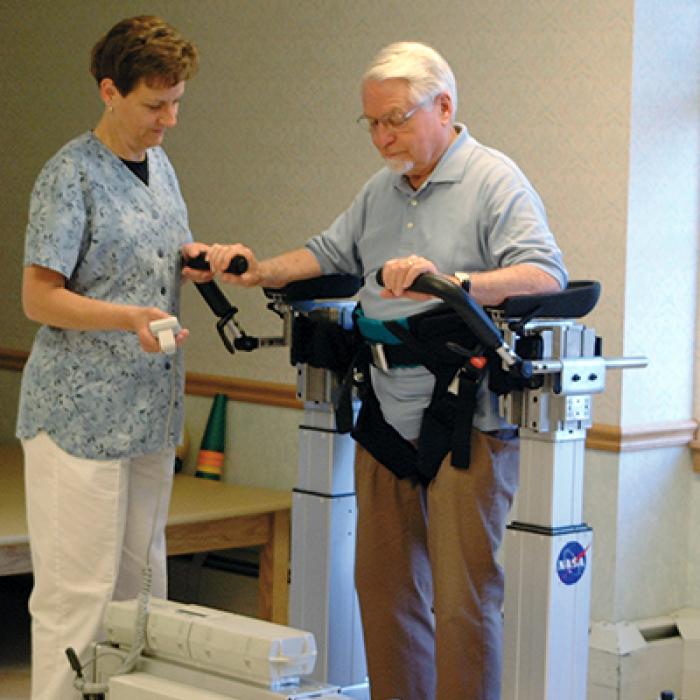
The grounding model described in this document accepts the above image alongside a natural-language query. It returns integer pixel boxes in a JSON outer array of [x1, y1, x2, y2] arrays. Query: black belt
[[368, 342, 422, 371]]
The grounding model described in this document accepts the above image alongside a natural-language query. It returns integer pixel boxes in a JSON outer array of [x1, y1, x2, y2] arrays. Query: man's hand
[[207, 243, 262, 287], [379, 254, 441, 301]]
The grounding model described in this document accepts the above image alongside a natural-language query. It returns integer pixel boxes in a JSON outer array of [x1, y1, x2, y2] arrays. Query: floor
[[0, 556, 259, 700]]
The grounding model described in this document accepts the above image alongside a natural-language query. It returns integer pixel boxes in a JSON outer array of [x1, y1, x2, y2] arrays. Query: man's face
[[361, 78, 451, 186], [111, 78, 185, 155]]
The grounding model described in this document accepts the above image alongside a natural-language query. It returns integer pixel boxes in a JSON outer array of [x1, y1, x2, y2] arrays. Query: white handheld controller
[[148, 316, 181, 355]]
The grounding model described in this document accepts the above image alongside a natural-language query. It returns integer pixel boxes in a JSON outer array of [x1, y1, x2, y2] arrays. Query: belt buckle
[[370, 343, 389, 372]]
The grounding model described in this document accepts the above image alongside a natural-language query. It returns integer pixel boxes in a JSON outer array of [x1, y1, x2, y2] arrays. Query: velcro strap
[[369, 342, 422, 369]]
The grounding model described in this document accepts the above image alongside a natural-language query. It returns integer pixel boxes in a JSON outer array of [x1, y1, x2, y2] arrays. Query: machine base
[[94, 644, 353, 700]]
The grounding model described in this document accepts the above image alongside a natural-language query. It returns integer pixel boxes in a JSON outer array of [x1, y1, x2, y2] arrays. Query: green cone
[[195, 393, 228, 480]]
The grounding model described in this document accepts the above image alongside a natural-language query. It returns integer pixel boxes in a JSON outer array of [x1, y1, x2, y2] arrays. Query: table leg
[[258, 509, 290, 624]]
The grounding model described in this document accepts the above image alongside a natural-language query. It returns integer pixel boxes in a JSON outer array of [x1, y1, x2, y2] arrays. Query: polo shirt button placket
[[406, 198, 418, 231]]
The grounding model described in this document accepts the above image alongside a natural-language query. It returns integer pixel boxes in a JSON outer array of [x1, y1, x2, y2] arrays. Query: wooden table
[[0, 443, 291, 624]]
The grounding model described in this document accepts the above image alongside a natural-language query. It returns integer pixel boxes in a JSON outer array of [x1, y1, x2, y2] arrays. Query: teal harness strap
[[354, 308, 409, 345]]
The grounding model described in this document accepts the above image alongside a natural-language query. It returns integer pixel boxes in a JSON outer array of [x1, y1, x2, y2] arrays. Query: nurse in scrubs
[[17, 15, 210, 700]]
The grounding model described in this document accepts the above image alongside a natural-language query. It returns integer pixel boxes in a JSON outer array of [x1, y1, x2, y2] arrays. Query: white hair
[[362, 42, 458, 119]]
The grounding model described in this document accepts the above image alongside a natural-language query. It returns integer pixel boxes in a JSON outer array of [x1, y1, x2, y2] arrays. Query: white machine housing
[[105, 598, 316, 686], [289, 299, 369, 699], [498, 313, 645, 700], [96, 598, 353, 700]]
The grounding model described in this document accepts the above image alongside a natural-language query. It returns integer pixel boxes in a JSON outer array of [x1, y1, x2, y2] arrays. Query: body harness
[[291, 302, 505, 485]]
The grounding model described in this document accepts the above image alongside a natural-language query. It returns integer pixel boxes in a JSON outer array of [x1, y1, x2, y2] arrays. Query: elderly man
[[201, 41, 566, 700]]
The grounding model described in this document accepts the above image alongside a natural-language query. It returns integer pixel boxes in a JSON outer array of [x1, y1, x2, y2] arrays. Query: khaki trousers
[[354, 430, 519, 700]]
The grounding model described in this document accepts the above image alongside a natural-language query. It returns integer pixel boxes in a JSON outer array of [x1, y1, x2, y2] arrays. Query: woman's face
[[107, 78, 185, 157]]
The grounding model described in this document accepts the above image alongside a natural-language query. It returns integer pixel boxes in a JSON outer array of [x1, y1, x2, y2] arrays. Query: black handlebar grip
[[185, 252, 249, 275], [374, 268, 504, 352]]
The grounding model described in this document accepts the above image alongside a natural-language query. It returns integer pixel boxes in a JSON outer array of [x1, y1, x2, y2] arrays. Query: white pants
[[22, 432, 175, 700]]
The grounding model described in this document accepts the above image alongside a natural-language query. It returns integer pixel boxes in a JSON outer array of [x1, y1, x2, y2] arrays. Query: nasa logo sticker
[[556, 541, 590, 586]]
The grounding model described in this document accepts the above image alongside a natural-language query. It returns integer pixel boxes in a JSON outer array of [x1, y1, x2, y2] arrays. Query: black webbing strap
[[385, 320, 485, 472]]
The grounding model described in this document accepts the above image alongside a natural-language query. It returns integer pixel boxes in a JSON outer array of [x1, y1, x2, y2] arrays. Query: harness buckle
[[370, 343, 390, 372]]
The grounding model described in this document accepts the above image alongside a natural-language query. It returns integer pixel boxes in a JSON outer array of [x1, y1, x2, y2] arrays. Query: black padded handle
[[263, 274, 362, 302], [184, 252, 249, 275], [182, 253, 244, 318], [495, 280, 601, 319], [375, 269, 504, 352]]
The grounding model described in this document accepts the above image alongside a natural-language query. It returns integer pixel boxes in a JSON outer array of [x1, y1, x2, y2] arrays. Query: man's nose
[[373, 123, 396, 148]]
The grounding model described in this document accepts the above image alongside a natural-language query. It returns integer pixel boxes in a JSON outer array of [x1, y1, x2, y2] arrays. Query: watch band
[[455, 271, 471, 293]]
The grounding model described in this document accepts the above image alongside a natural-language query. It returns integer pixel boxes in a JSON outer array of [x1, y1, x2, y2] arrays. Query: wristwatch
[[454, 271, 471, 294]]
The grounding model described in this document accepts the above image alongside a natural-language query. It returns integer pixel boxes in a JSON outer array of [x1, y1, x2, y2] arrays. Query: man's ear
[[437, 93, 453, 125]]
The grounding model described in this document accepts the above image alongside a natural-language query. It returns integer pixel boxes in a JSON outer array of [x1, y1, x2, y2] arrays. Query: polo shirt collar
[[394, 122, 472, 194]]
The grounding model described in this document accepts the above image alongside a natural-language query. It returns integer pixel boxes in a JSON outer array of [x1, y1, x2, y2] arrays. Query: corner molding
[[2, 346, 696, 456]]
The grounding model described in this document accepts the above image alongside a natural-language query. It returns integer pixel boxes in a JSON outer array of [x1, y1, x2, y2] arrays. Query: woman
[[16, 16, 210, 700]]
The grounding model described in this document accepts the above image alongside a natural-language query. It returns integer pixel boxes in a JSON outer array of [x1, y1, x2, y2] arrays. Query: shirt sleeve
[[479, 162, 568, 289], [304, 187, 367, 277], [24, 153, 87, 279]]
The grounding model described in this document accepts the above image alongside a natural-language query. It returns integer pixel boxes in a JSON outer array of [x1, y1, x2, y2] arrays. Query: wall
[[603, 0, 700, 621], [1, 0, 698, 630], [2, 0, 642, 391]]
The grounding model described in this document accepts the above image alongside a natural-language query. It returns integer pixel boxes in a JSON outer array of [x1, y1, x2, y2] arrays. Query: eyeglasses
[[356, 98, 430, 133]]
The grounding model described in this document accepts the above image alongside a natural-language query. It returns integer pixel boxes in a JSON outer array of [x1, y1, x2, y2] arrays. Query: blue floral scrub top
[[16, 131, 191, 460]]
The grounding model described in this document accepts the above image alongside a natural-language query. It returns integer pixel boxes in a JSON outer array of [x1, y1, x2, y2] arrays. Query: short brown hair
[[90, 15, 199, 96]]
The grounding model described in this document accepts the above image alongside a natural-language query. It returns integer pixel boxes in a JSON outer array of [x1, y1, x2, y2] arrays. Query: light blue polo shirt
[[306, 124, 567, 439], [17, 132, 191, 459]]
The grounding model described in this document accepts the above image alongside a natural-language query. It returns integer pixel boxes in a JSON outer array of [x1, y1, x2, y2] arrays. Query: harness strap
[[332, 343, 368, 434], [384, 320, 485, 473], [328, 304, 489, 481]]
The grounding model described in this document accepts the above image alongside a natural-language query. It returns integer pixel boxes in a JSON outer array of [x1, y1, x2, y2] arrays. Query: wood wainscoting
[[2, 346, 697, 467]]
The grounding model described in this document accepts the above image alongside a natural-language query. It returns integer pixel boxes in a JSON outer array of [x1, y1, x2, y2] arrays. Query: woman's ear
[[98, 78, 119, 110]]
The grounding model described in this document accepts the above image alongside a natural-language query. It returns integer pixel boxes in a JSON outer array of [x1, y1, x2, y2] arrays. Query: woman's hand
[[180, 242, 215, 283], [131, 306, 190, 353]]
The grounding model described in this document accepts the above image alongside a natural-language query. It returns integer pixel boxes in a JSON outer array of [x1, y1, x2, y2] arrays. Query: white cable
[[112, 350, 178, 676], [68, 328, 181, 689]]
